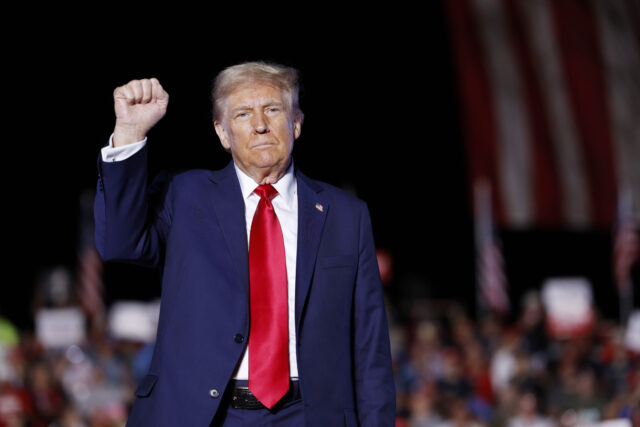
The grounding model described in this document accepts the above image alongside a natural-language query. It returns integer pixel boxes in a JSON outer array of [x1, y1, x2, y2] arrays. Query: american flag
[[446, 0, 640, 229], [613, 188, 638, 295], [474, 179, 510, 315], [77, 189, 105, 323]]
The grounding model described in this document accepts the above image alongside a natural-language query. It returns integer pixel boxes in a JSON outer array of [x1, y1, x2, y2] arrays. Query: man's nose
[[253, 112, 269, 134]]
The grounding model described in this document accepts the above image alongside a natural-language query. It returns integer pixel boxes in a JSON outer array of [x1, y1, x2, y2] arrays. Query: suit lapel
[[295, 172, 328, 332], [207, 164, 327, 330], [208, 162, 250, 295]]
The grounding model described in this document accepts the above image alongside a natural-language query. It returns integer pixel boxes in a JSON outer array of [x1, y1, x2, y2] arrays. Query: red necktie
[[248, 184, 289, 409]]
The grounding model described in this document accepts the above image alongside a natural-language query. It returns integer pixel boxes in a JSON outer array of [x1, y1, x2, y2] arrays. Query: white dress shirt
[[101, 137, 299, 380], [233, 162, 299, 380], [101, 135, 147, 162]]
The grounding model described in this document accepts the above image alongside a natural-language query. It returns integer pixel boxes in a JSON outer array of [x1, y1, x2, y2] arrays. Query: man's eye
[[235, 112, 249, 118], [267, 107, 280, 113]]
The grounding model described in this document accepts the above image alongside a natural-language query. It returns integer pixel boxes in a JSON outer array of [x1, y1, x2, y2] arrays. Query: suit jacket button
[[209, 389, 220, 398], [234, 334, 244, 343]]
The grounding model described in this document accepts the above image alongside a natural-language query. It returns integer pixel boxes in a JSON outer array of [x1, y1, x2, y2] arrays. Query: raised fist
[[113, 78, 169, 147]]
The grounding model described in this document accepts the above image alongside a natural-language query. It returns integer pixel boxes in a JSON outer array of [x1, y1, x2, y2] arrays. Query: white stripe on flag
[[472, 0, 534, 227]]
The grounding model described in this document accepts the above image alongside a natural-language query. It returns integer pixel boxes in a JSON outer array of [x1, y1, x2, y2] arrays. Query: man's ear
[[214, 121, 231, 150], [293, 115, 303, 140]]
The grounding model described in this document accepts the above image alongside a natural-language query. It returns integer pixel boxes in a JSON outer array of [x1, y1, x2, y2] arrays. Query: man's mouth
[[252, 141, 276, 149]]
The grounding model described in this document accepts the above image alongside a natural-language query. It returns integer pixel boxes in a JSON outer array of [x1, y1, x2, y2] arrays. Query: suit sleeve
[[353, 202, 396, 426], [94, 144, 172, 267]]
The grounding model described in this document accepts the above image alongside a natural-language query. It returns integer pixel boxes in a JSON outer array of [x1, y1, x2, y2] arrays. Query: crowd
[[0, 321, 141, 426], [390, 291, 640, 426], [0, 266, 638, 426], [0, 267, 149, 427]]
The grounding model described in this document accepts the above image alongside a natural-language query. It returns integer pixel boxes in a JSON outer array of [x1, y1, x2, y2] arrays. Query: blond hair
[[212, 61, 303, 122]]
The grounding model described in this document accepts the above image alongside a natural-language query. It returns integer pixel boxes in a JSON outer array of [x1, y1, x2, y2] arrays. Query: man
[[94, 62, 395, 426]]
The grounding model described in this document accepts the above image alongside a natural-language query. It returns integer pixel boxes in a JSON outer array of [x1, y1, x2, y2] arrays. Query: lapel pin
[[315, 203, 324, 212]]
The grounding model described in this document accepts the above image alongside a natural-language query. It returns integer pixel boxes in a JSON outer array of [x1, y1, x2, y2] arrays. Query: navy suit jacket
[[94, 146, 395, 426]]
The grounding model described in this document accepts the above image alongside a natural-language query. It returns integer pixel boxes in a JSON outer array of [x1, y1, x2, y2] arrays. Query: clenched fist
[[113, 78, 169, 147]]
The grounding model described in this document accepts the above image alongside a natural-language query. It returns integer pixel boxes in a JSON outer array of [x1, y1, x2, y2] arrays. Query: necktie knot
[[254, 184, 278, 201]]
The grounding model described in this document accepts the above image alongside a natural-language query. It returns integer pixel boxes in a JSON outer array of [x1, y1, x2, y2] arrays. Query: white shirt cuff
[[101, 134, 147, 162]]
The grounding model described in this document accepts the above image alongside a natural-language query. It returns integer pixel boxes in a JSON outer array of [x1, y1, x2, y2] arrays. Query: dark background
[[2, 5, 630, 330]]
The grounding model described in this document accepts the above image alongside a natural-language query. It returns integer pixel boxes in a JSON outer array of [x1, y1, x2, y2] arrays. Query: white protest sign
[[108, 300, 160, 343], [541, 277, 595, 339], [36, 308, 86, 348]]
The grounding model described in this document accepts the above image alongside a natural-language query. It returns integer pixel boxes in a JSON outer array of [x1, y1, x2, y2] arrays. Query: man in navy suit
[[94, 62, 395, 426]]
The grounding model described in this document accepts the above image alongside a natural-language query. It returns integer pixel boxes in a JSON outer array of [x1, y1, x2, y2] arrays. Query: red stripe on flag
[[446, 0, 506, 225], [550, 0, 617, 228], [502, 0, 563, 227]]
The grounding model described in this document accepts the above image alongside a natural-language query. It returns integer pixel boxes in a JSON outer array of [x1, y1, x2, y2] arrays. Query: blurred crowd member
[[31, 267, 77, 313], [408, 385, 442, 427], [518, 291, 547, 358], [0, 377, 32, 426], [48, 404, 86, 427], [435, 396, 485, 427], [436, 349, 472, 407], [506, 389, 553, 427], [25, 361, 65, 424], [462, 340, 493, 404], [490, 327, 520, 396]]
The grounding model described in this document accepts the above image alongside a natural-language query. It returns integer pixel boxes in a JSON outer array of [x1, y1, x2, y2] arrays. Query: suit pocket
[[344, 408, 358, 426], [318, 255, 356, 269], [135, 374, 158, 398]]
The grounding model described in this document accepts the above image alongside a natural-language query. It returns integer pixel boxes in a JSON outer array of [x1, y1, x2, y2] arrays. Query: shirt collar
[[234, 161, 296, 207]]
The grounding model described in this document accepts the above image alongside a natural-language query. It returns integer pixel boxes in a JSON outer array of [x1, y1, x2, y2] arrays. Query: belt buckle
[[231, 387, 266, 410]]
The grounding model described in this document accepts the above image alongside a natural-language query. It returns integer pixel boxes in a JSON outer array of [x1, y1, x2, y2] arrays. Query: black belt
[[230, 380, 301, 410]]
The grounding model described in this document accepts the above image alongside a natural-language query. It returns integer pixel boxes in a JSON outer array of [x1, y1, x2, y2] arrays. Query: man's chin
[[253, 153, 288, 170]]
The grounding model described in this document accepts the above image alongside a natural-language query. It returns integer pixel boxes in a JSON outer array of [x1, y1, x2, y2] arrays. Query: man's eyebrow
[[230, 101, 285, 114], [231, 105, 251, 114]]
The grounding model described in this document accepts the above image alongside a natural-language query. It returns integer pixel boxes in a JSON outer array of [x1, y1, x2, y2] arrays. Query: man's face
[[214, 82, 302, 181]]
